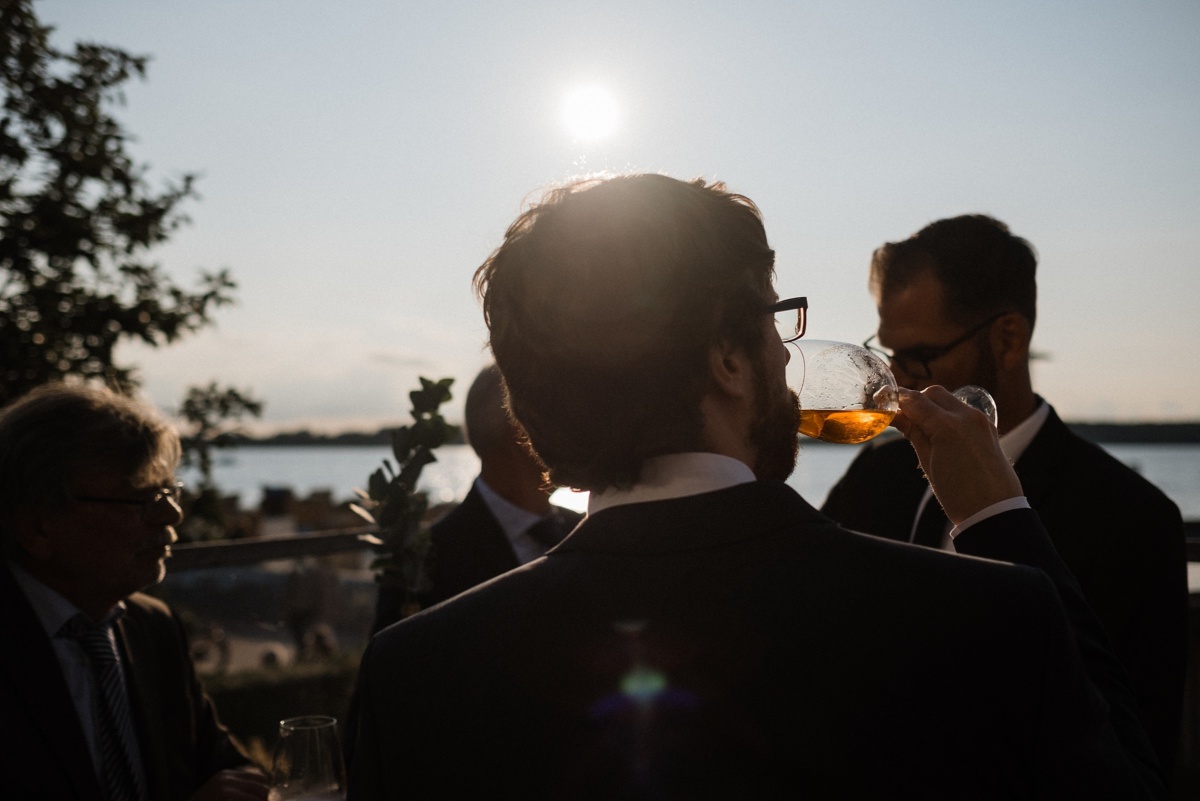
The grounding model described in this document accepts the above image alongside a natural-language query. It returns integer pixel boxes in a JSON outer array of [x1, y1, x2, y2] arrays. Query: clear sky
[[39, 0, 1200, 431]]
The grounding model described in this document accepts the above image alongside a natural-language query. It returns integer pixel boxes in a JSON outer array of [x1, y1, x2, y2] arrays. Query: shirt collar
[[999, 397, 1050, 464], [588, 453, 756, 515], [473, 476, 544, 539], [6, 560, 125, 635]]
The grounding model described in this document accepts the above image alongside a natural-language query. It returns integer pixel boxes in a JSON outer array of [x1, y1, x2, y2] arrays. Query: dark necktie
[[59, 612, 146, 801], [912, 493, 950, 549], [525, 514, 567, 551]]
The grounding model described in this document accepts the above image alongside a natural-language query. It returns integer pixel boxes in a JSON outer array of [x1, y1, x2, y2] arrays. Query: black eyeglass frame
[[863, 311, 1008, 380], [766, 296, 808, 343], [74, 481, 185, 521]]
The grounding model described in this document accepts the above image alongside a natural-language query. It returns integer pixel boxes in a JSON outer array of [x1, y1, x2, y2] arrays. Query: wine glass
[[269, 715, 346, 801], [786, 339, 997, 444]]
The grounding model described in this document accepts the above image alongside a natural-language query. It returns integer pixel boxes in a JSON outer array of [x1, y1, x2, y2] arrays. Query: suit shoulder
[[1059, 432, 1181, 519], [125, 591, 174, 620], [430, 492, 493, 541]]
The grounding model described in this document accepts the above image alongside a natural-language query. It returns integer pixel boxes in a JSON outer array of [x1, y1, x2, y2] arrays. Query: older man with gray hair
[[0, 383, 265, 801]]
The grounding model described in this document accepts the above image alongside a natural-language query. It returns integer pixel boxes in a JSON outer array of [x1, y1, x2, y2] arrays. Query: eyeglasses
[[766, 296, 808, 343], [863, 312, 1006, 380], [74, 482, 185, 521]]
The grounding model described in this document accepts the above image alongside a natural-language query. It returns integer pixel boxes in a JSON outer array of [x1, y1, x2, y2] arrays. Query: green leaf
[[390, 426, 415, 464], [367, 468, 389, 501]]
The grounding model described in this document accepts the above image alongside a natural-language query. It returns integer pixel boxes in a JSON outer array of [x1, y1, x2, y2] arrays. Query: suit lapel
[[115, 607, 171, 801], [0, 564, 106, 801], [1012, 404, 1069, 507], [461, 486, 522, 570]]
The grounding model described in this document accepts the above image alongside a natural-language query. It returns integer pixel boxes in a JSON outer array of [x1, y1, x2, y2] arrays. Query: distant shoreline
[[226, 422, 1200, 447]]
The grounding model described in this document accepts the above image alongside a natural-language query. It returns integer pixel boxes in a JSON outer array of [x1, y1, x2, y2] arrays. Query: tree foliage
[[179, 382, 265, 490], [0, 0, 235, 404]]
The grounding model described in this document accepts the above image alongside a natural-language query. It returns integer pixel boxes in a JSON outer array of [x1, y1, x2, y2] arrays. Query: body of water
[[186, 440, 1200, 521]]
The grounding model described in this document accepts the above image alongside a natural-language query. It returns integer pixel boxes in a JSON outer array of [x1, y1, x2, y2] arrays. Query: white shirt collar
[[587, 453, 756, 515], [999, 397, 1050, 463], [913, 397, 1050, 548]]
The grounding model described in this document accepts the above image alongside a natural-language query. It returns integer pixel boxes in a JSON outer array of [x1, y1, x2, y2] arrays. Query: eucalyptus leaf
[[366, 376, 454, 618], [390, 426, 415, 464], [367, 468, 389, 501]]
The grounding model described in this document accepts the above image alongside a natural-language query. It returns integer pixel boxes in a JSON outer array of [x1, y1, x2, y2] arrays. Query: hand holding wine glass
[[893, 386, 1021, 524]]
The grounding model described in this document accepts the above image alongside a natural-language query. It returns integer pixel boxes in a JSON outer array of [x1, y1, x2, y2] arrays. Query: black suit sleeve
[[1020, 439, 1187, 773], [954, 509, 1166, 797]]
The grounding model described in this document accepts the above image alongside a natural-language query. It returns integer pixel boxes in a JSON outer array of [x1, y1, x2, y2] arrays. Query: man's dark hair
[[474, 174, 777, 492], [869, 214, 1038, 331], [0, 383, 180, 553]]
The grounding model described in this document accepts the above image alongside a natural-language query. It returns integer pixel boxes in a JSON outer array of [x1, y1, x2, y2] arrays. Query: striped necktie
[[59, 612, 146, 801]]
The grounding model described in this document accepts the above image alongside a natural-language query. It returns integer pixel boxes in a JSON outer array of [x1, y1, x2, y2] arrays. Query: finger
[[899, 386, 961, 420]]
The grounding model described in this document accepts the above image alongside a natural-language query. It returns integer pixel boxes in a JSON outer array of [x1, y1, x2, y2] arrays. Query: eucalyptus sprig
[[353, 377, 454, 605]]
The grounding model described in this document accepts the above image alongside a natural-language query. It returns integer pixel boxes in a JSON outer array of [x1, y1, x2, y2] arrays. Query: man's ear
[[708, 341, 756, 400], [991, 312, 1031, 371], [13, 508, 54, 561]]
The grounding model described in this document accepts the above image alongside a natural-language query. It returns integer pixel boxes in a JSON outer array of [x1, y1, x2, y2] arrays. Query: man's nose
[[146, 494, 184, 527]]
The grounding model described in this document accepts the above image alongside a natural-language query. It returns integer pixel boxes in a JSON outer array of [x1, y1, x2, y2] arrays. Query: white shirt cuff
[[948, 496, 1031, 540]]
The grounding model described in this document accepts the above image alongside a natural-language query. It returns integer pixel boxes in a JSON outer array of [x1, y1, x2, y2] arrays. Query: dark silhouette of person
[[0, 383, 266, 801], [426, 363, 582, 606], [366, 364, 582, 636], [821, 214, 1187, 773], [349, 175, 1166, 799]]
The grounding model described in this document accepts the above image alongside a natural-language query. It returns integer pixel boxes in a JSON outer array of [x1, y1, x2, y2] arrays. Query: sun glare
[[564, 85, 618, 142]]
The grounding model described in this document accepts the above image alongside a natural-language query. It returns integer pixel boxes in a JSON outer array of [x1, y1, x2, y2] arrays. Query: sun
[[564, 85, 618, 142]]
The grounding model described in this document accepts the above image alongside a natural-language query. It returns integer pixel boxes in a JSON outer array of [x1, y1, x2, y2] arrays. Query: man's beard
[[750, 380, 801, 482]]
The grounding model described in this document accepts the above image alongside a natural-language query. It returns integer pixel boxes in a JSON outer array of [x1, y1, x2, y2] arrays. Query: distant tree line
[[1067, 422, 1200, 445], [222, 423, 465, 448]]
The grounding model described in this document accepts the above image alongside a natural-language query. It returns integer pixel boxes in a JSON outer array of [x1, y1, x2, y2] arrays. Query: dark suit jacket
[[427, 484, 583, 606], [821, 404, 1188, 771], [350, 482, 1165, 800], [0, 563, 249, 801]]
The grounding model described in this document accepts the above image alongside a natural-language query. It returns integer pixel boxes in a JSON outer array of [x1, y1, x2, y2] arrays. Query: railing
[[169, 527, 382, 571]]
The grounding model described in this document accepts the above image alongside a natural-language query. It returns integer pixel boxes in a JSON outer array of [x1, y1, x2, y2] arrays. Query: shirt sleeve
[[949, 496, 1030, 540]]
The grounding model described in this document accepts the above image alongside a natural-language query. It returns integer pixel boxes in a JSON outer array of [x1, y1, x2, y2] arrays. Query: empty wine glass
[[951, 384, 999, 428], [786, 339, 997, 443], [269, 715, 346, 801]]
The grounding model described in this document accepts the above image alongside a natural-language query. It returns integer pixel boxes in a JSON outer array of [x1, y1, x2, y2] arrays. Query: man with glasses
[[0, 383, 267, 800], [823, 213, 1186, 775], [350, 176, 1165, 799]]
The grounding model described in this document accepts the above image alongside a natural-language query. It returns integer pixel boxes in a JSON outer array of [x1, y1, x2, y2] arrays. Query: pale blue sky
[[40, 0, 1200, 430]]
